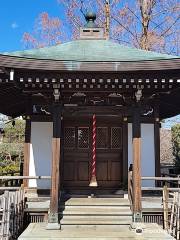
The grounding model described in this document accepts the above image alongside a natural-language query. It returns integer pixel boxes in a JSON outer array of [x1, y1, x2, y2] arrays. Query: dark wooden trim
[[128, 117, 156, 123], [25, 119, 31, 143], [154, 125, 160, 179], [23, 119, 31, 187], [49, 104, 62, 222], [31, 115, 52, 122], [63, 106, 126, 117], [52, 104, 62, 138], [122, 121, 128, 187]]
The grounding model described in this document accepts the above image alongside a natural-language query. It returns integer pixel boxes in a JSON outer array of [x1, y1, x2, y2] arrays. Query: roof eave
[[0, 54, 180, 72]]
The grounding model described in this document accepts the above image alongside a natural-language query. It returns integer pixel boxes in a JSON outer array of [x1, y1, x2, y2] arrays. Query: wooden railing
[[0, 186, 25, 240], [0, 176, 51, 239], [0, 171, 22, 188], [0, 163, 23, 188], [128, 173, 180, 240], [0, 175, 51, 190], [162, 186, 180, 240]]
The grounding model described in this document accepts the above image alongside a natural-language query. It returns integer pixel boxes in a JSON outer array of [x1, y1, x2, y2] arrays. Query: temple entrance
[[62, 116, 123, 193]]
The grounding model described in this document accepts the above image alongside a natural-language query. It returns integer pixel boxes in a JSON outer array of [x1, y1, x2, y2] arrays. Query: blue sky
[[0, 0, 65, 52]]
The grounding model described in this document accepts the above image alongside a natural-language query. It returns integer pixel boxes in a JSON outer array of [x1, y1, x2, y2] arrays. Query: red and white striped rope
[[92, 114, 96, 177]]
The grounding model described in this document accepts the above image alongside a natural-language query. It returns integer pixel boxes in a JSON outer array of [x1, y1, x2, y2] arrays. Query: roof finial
[[84, 12, 97, 28]]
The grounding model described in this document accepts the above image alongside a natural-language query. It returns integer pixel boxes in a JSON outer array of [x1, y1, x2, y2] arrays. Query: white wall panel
[[29, 122, 52, 189], [128, 123, 155, 187]]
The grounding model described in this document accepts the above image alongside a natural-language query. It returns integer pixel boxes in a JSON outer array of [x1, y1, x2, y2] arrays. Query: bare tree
[[23, 0, 180, 55], [23, 12, 66, 49], [58, 0, 180, 54]]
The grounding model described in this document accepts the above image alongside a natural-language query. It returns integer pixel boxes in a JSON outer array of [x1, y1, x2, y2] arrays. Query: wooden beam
[[122, 120, 128, 186], [132, 106, 142, 221], [48, 104, 62, 229], [23, 118, 31, 188]]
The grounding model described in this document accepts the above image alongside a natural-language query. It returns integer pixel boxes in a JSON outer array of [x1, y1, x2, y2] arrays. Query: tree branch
[[111, 15, 140, 46], [160, 15, 180, 37]]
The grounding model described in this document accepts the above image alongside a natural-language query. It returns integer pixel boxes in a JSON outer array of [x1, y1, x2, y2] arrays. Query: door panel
[[111, 161, 121, 181], [97, 161, 108, 181], [78, 162, 89, 181], [63, 117, 123, 191], [64, 162, 75, 181]]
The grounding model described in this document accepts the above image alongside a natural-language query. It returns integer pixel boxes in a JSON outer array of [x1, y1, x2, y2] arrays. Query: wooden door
[[62, 117, 123, 191]]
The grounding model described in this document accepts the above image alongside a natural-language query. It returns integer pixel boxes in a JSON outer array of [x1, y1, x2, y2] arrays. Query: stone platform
[[18, 223, 174, 240]]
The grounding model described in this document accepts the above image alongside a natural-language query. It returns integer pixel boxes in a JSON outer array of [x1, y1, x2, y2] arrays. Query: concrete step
[[64, 198, 130, 207], [62, 205, 131, 210], [61, 197, 132, 226], [62, 215, 132, 220], [62, 208, 132, 216], [61, 205, 131, 210], [26, 197, 50, 202], [61, 218, 132, 225]]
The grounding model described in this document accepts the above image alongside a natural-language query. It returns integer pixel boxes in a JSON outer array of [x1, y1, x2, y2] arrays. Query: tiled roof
[[3, 39, 179, 62]]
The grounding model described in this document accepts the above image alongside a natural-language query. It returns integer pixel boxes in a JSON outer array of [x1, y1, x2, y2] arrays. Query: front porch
[[19, 222, 174, 240], [19, 194, 176, 240]]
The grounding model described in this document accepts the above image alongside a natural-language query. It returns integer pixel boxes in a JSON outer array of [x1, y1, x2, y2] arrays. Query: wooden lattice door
[[62, 117, 123, 191]]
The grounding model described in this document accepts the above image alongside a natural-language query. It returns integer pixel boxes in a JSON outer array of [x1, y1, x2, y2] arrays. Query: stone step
[[62, 208, 132, 216], [61, 215, 132, 225], [61, 205, 131, 210], [61, 197, 132, 226], [61, 218, 132, 225], [62, 205, 131, 211], [26, 197, 50, 202], [64, 198, 130, 207], [62, 215, 132, 220]]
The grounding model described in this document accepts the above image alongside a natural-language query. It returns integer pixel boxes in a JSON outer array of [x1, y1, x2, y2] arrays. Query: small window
[[64, 127, 75, 149], [97, 127, 108, 149], [111, 127, 122, 149], [78, 127, 89, 149]]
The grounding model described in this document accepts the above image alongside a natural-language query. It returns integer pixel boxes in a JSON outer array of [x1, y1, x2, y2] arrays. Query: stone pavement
[[18, 223, 175, 240]]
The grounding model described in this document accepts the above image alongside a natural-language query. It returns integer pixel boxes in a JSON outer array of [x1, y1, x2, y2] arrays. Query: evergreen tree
[[171, 124, 180, 174]]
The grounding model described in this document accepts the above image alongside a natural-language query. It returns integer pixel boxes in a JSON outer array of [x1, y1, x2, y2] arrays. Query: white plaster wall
[[29, 122, 53, 189], [128, 123, 155, 187]]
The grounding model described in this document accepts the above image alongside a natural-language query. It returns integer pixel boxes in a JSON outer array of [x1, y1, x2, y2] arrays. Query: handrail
[[0, 176, 51, 180], [142, 187, 180, 191], [0, 176, 51, 188], [141, 176, 180, 181], [0, 187, 22, 190]]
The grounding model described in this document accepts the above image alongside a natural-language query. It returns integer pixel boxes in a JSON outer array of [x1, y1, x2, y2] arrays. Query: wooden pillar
[[132, 106, 142, 222], [23, 118, 31, 188], [122, 119, 128, 186], [154, 106, 161, 183], [47, 103, 62, 229]]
